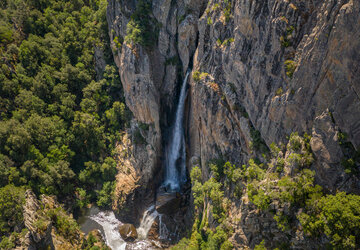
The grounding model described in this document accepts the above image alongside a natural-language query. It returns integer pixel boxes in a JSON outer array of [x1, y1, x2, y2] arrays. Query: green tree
[[299, 192, 360, 249], [19, 35, 48, 76], [96, 181, 115, 208]]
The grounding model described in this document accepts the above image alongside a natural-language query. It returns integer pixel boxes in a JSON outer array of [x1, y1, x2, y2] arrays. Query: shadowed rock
[[156, 192, 181, 214]]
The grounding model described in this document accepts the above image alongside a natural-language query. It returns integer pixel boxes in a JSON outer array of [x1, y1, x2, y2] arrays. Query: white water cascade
[[158, 214, 169, 240], [137, 205, 159, 239], [163, 70, 190, 191], [83, 206, 161, 250]]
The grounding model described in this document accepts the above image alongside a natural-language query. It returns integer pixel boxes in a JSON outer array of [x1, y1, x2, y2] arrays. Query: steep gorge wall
[[192, 0, 359, 187], [106, 0, 206, 224], [106, 0, 360, 245]]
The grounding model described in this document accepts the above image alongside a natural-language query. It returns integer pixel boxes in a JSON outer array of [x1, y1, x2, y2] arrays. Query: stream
[[78, 206, 161, 250]]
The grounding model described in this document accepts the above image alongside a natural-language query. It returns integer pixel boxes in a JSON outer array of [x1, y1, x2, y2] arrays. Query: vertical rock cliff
[[106, 0, 206, 225], [107, 0, 360, 247]]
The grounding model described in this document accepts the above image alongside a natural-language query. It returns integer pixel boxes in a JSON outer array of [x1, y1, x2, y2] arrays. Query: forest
[[0, 0, 130, 243]]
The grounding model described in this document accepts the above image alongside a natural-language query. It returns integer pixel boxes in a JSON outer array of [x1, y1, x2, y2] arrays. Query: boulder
[[155, 192, 181, 214], [119, 224, 138, 242]]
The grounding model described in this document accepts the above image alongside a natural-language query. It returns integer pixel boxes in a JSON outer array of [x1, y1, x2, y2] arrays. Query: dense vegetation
[[0, 0, 130, 242], [173, 133, 360, 249]]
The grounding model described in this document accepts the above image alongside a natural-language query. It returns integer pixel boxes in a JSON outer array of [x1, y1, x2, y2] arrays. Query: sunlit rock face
[[107, 0, 360, 248], [189, 0, 360, 169]]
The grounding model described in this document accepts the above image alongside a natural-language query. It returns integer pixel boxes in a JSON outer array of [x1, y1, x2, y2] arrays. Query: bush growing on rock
[[0, 229, 28, 250], [284, 60, 296, 78], [192, 71, 201, 82], [247, 183, 271, 210], [254, 240, 266, 250], [125, 0, 159, 48], [47, 207, 80, 241]]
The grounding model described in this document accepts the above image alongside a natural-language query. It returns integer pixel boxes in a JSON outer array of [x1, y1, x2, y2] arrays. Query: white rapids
[[82, 206, 165, 250], [137, 205, 159, 240], [89, 210, 127, 250]]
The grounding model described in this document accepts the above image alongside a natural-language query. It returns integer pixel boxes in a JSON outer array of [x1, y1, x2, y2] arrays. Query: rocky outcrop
[[94, 46, 106, 80], [113, 130, 159, 224], [23, 190, 53, 249], [178, 14, 198, 72], [20, 190, 84, 250], [107, 0, 360, 247]]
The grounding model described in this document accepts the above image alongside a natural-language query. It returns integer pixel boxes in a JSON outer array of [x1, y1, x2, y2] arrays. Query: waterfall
[[164, 70, 190, 191], [158, 214, 169, 240], [137, 205, 159, 240]]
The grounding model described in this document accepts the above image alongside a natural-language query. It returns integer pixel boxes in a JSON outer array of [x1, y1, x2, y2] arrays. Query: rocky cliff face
[[106, 0, 206, 225], [189, 0, 360, 188], [107, 0, 360, 247]]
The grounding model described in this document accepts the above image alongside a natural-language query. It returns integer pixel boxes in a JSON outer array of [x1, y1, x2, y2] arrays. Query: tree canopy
[[0, 1, 130, 238]]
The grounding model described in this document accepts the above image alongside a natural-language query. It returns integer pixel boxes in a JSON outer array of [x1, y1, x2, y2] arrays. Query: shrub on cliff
[[192, 71, 201, 82], [247, 183, 271, 210], [47, 207, 80, 241], [284, 60, 296, 78], [125, 0, 159, 48], [0, 229, 28, 250]]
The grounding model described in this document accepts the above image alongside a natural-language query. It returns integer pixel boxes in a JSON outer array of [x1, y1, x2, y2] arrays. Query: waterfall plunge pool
[[78, 206, 162, 250]]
